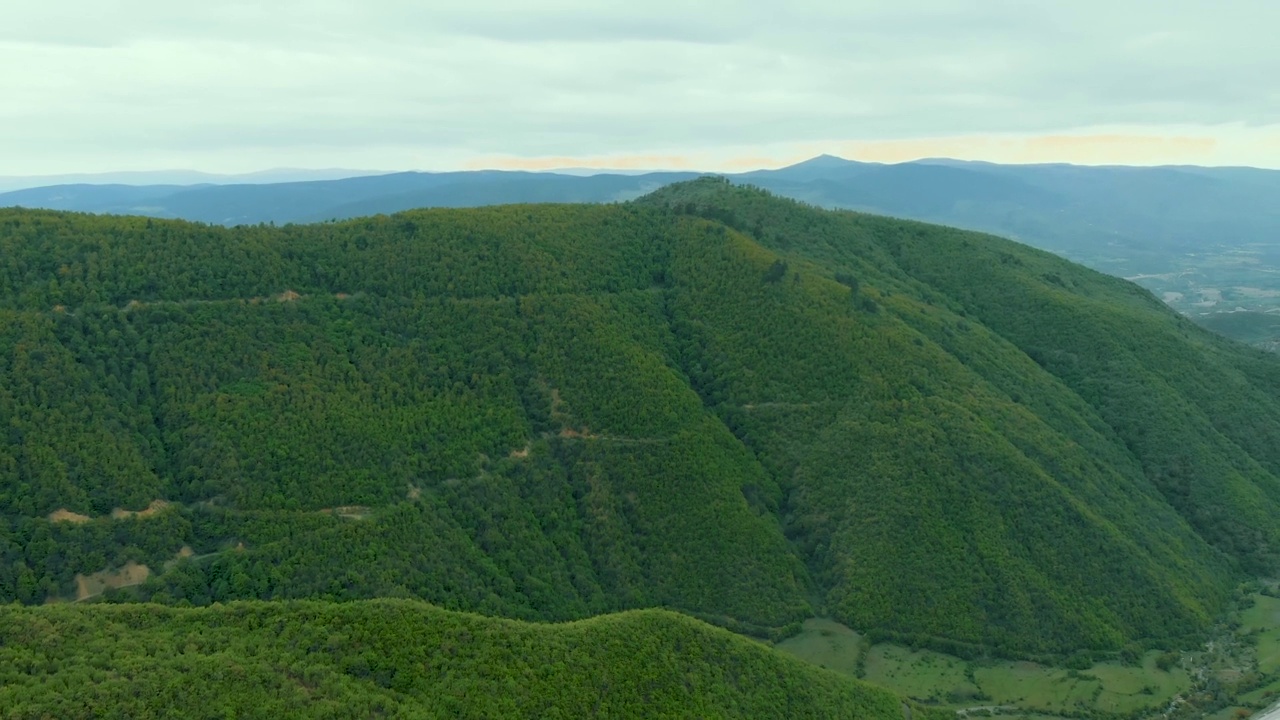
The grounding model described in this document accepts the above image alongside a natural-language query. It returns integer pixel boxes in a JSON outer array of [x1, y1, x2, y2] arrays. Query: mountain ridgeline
[[10, 157, 1280, 351], [3, 179, 1280, 660]]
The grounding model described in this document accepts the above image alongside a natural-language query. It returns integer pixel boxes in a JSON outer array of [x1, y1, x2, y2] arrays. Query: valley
[[7, 0, 1274, 714], [780, 589, 1280, 720]]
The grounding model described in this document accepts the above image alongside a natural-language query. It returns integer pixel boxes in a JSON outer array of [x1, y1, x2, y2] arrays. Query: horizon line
[[4, 154, 1280, 185]]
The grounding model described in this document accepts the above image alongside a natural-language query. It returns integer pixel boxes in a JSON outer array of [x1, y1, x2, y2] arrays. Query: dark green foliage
[[835, 271, 860, 294], [3, 183, 1280, 659], [0, 601, 908, 719], [763, 259, 788, 283]]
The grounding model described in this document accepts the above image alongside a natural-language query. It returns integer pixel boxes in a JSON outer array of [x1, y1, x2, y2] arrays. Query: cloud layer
[[3, 1, 1277, 172]]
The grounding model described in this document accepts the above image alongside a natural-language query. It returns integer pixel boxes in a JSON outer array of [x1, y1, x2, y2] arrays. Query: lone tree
[[763, 260, 788, 283], [835, 272, 860, 294]]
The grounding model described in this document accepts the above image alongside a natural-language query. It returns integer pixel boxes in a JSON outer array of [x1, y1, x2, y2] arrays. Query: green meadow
[[779, 619, 1193, 716]]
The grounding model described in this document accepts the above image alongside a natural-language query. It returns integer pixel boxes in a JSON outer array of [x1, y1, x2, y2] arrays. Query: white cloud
[[2, 1, 1278, 173]]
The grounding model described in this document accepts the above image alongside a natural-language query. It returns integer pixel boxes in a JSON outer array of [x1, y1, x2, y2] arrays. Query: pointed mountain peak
[[784, 154, 859, 169]]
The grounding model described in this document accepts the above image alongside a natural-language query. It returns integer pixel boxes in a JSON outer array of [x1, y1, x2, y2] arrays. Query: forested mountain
[[1, 601, 924, 718], [4, 181, 1280, 676], [9, 159, 1280, 351]]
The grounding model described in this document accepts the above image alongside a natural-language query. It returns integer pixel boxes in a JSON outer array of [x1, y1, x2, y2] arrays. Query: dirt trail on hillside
[[556, 428, 670, 444], [48, 509, 92, 524], [316, 506, 372, 520], [50, 499, 172, 524], [111, 499, 171, 520], [75, 561, 151, 601]]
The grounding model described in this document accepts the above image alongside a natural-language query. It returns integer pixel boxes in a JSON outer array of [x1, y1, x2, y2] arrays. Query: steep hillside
[[0, 600, 915, 719], [3, 185, 1280, 656]]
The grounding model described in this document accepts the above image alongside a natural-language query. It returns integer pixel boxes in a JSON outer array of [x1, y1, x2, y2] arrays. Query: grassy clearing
[[864, 644, 981, 703], [1242, 595, 1280, 674], [1202, 707, 1253, 720], [974, 661, 1095, 712], [778, 618, 1190, 716], [777, 590, 1280, 719], [774, 618, 864, 677], [1090, 654, 1191, 714], [1237, 684, 1280, 710], [975, 652, 1189, 715]]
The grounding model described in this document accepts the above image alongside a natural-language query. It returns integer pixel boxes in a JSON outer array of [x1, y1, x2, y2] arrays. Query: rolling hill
[[4, 180, 1280, 673], [0, 600, 919, 718]]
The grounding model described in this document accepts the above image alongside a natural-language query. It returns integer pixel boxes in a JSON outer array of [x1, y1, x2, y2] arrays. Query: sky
[[3, 0, 1278, 175]]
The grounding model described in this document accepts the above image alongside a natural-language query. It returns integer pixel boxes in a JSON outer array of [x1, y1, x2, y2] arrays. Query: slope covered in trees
[[12, 160, 1280, 346], [0, 600, 917, 718], [3, 182, 1280, 660]]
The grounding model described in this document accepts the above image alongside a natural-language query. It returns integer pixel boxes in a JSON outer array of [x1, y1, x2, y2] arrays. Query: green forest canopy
[[3, 179, 1280, 662], [0, 599, 925, 719]]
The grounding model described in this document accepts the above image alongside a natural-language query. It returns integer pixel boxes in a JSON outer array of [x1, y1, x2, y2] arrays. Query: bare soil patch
[[163, 545, 198, 571], [111, 499, 171, 520], [559, 427, 601, 439], [317, 505, 372, 520], [48, 509, 92, 524], [75, 561, 151, 602]]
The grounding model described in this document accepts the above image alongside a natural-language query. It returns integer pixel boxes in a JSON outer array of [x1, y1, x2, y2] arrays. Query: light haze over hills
[[0, 168, 390, 193]]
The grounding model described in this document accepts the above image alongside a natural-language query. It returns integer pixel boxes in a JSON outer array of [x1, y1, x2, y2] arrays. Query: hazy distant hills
[[0, 170, 699, 225], [5, 156, 1278, 267], [753, 157, 1280, 267], [0, 168, 388, 193]]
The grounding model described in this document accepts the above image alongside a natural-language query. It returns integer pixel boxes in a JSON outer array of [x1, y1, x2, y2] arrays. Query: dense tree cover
[[0, 600, 922, 719], [638, 183, 1235, 653], [3, 185, 1280, 659]]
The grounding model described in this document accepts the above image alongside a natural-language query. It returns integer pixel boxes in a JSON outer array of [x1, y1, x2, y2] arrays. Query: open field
[[864, 645, 982, 704], [774, 618, 865, 677], [780, 621, 1192, 716], [1241, 595, 1280, 675], [975, 653, 1190, 715]]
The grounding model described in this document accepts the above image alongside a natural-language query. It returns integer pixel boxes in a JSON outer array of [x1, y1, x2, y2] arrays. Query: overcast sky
[[3, 0, 1278, 174]]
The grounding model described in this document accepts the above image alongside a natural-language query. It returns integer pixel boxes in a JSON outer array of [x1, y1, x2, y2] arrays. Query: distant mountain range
[[0, 169, 697, 224], [0, 168, 389, 193], [5, 156, 1277, 267]]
